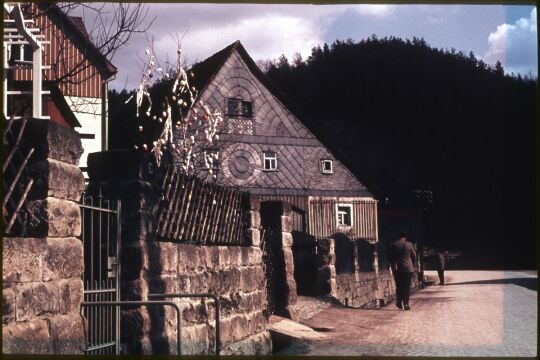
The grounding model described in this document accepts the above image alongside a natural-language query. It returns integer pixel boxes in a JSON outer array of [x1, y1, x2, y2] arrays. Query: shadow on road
[[444, 277, 537, 291]]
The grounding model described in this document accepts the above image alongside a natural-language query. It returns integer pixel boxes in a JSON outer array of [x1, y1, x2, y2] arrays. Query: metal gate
[[80, 192, 121, 355]]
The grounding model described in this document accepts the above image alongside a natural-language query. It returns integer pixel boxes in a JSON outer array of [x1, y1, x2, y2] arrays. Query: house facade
[[3, 2, 117, 179], [186, 41, 379, 244], [174, 42, 384, 306]]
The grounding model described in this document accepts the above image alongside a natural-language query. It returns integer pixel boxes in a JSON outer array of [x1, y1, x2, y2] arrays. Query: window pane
[[241, 101, 252, 117]]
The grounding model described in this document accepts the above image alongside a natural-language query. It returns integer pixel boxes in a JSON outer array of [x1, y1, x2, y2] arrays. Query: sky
[[77, 4, 537, 90]]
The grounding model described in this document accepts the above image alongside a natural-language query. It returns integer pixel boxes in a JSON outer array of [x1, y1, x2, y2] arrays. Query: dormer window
[[227, 98, 252, 117], [263, 151, 277, 171], [321, 159, 333, 174]]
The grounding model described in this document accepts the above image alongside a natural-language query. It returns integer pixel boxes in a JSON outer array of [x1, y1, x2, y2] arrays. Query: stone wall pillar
[[260, 201, 298, 321], [315, 238, 337, 296], [3, 119, 86, 354], [86, 150, 161, 354]]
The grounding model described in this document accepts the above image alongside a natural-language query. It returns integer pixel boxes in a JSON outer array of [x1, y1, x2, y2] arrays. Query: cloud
[[484, 7, 537, 76], [352, 4, 395, 17], [154, 14, 323, 64]]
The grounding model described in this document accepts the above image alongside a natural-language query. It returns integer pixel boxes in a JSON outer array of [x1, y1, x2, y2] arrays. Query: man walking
[[437, 250, 448, 285], [389, 231, 416, 310]]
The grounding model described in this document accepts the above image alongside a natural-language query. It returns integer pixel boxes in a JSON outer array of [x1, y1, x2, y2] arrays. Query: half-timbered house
[[177, 41, 387, 305], [3, 3, 117, 178]]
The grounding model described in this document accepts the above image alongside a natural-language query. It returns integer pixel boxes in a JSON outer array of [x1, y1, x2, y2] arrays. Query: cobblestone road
[[278, 271, 537, 357]]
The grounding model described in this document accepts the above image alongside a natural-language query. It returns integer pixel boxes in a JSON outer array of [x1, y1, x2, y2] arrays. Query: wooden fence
[[3, 117, 34, 235], [156, 161, 247, 245]]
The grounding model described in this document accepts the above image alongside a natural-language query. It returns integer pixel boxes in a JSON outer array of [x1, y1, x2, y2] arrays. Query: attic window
[[321, 159, 333, 174], [336, 204, 353, 227], [227, 98, 252, 117], [263, 151, 277, 171]]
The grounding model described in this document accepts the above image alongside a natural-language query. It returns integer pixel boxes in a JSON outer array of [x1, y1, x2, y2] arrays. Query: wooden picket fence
[[156, 160, 246, 245], [3, 117, 34, 235]]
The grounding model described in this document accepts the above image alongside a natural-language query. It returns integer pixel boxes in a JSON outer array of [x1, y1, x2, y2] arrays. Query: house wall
[[64, 96, 103, 175], [9, 4, 104, 98]]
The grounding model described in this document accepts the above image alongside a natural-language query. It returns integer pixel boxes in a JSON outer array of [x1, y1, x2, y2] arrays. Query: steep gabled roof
[[37, 3, 117, 79], [190, 41, 388, 199]]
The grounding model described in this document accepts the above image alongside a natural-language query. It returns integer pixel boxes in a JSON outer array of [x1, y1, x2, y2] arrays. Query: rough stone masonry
[[3, 119, 86, 354]]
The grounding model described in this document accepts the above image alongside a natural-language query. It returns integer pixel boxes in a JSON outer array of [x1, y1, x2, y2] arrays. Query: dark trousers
[[395, 272, 413, 306], [437, 270, 445, 284]]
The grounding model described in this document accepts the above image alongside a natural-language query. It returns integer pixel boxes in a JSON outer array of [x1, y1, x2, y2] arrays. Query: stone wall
[[3, 119, 86, 354], [87, 150, 271, 355], [315, 237, 419, 309]]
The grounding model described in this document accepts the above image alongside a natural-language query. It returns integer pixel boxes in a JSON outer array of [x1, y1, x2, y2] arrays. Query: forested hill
[[264, 37, 537, 267]]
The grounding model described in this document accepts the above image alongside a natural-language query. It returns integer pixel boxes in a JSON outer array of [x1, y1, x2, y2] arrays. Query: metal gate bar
[[81, 301, 181, 355], [148, 293, 221, 355]]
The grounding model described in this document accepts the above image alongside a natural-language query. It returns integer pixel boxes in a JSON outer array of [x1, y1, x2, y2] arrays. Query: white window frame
[[336, 203, 353, 227], [321, 159, 333, 174], [263, 151, 277, 171]]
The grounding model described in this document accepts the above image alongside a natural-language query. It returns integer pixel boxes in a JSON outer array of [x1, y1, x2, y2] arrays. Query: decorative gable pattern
[[180, 42, 371, 196]]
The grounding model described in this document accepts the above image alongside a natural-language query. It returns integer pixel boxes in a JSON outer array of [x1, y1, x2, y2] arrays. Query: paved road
[[278, 270, 537, 357]]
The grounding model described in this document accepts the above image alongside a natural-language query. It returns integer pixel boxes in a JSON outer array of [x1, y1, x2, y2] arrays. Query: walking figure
[[389, 231, 416, 310], [437, 250, 448, 285]]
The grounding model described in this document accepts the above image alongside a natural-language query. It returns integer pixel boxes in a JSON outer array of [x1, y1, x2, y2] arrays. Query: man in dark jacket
[[389, 231, 416, 310]]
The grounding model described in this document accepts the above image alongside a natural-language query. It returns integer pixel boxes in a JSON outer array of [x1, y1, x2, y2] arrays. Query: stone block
[[281, 215, 292, 232], [49, 314, 86, 354], [189, 272, 209, 294], [247, 310, 267, 335], [241, 246, 262, 266], [182, 324, 210, 355], [15, 282, 60, 321], [27, 159, 85, 201], [218, 246, 231, 268], [43, 237, 83, 281], [318, 238, 335, 256], [244, 228, 260, 247], [121, 242, 147, 281], [151, 242, 177, 275], [221, 330, 272, 356], [148, 275, 178, 295], [58, 279, 83, 315], [177, 274, 191, 293], [122, 210, 157, 244], [18, 118, 84, 165], [244, 211, 260, 228], [121, 279, 148, 301], [2, 318, 53, 354], [220, 314, 249, 345], [121, 308, 151, 339], [16, 198, 81, 238], [178, 244, 204, 272], [3, 237, 45, 283], [227, 247, 243, 267], [3, 288, 15, 324], [281, 232, 293, 247]]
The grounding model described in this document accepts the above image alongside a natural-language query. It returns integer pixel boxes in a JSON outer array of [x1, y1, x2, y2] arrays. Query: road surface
[[278, 270, 537, 357]]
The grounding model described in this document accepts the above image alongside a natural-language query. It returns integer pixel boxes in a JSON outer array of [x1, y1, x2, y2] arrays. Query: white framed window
[[321, 159, 333, 174], [336, 204, 353, 227], [263, 151, 277, 171]]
